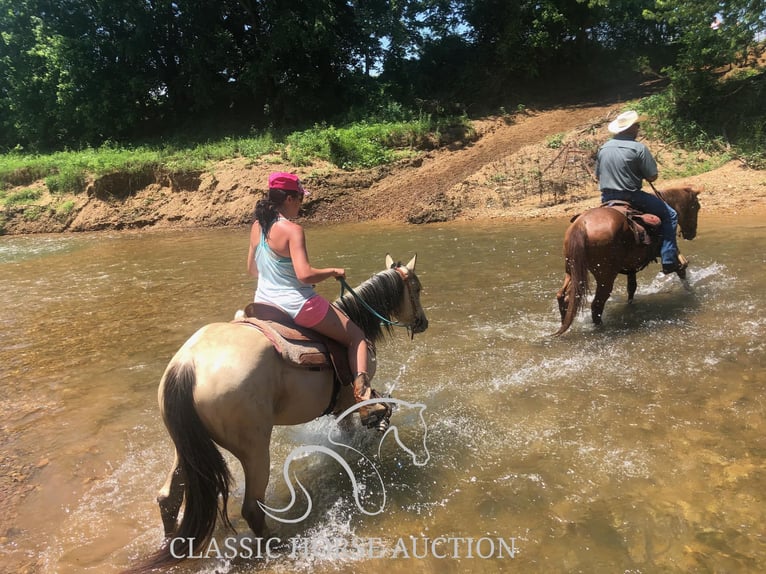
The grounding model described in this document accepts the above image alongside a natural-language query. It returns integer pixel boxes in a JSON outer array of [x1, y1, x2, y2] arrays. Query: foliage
[[639, 65, 766, 166], [640, 0, 766, 165], [1, 187, 42, 206], [0, 132, 281, 192], [644, 0, 765, 72], [0, 0, 763, 168], [45, 168, 86, 195], [284, 117, 469, 169], [55, 199, 75, 217], [0, 117, 471, 197], [327, 129, 395, 170], [0, 0, 687, 151], [546, 133, 565, 149]]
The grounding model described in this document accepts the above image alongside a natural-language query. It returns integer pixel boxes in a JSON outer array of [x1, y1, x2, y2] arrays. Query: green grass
[[545, 133, 565, 149], [637, 68, 766, 170], [1, 187, 43, 206], [55, 200, 76, 217], [284, 116, 469, 169], [0, 117, 471, 192], [0, 134, 281, 193]]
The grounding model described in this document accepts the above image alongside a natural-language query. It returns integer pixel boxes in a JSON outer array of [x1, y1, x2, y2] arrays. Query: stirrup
[[359, 402, 389, 428], [359, 389, 392, 429]]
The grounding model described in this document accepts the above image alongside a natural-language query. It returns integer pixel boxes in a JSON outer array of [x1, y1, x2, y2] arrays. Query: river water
[[0, 215, 764, 573]]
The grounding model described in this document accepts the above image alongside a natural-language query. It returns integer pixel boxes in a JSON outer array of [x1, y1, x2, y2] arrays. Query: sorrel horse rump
[[554, 186, 701, 335]]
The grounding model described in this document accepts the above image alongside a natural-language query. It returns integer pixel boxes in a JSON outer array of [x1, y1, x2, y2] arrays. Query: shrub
[[56, 200, 76, 217], [46, 167, 87, 194], [3, 188, 42, 205]]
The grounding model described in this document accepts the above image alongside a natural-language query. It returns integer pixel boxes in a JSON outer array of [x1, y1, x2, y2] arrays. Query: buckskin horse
[[125, 254, 427, 573], [554, 186, 701, 335]]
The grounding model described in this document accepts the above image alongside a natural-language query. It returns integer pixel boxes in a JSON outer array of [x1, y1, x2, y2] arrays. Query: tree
[[645, 0, 765, 71], [1, 0, 763, 151]]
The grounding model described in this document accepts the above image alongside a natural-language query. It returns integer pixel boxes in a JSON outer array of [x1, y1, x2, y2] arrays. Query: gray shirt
[[595, 135, 658, 192]]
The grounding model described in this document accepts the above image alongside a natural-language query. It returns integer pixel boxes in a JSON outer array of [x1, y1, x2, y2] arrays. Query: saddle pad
[[235, 305, 330, 367], [235, 304, 352, 389]]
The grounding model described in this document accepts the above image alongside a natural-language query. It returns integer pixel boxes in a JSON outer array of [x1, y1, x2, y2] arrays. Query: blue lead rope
[[337, 276, 405, 328]]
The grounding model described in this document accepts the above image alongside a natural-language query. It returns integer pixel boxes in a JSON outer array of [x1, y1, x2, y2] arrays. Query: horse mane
[[334, 269, 406, 344]]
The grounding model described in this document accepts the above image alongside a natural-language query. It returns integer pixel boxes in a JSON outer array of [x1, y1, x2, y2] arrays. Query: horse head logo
[[258, 398, 429, 523]]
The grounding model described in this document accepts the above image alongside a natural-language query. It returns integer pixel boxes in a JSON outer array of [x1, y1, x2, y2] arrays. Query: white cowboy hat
[[607, 110, 645, 134]]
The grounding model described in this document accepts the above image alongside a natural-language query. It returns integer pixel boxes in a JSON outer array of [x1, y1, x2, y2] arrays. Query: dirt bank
[[2, 103, 766, 236]]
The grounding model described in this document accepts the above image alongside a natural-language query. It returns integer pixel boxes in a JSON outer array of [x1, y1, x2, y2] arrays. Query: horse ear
[[385, 254, 394, 268], [406, 254, 417, 271]]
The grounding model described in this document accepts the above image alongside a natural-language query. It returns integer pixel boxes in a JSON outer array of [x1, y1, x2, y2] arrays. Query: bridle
[[392, 263, 426, 338], [337, 263, 423, 338], [648, 180, 699, 238]]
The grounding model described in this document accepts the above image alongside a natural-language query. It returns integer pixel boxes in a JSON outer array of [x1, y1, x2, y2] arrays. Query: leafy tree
[[0, 0, 61, 149], [645, 0, 765, 70], [643, 0, 765, 151], [1, 0, 764, 152]]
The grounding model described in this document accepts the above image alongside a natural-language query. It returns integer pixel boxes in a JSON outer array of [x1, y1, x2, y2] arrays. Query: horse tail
[[554, 221, 590, 336], [123, 360, 233, 574]]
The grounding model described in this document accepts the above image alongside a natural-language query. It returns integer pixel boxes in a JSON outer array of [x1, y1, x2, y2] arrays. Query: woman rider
[[247, 172, 387, 428]]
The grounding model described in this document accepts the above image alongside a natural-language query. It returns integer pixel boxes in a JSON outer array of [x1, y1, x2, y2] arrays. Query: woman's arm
[[287, 223, 344, 284]]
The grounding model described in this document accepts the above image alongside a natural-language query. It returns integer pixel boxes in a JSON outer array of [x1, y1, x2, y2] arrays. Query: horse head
[[385, 254, 429, 335], [662, 186, 702, 240]]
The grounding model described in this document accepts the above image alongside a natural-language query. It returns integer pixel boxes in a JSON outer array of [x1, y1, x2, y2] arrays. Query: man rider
[[595, 110, 687, 275]]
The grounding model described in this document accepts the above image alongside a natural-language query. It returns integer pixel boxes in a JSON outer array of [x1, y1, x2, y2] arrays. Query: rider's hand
[[333, 268, 346, 280]]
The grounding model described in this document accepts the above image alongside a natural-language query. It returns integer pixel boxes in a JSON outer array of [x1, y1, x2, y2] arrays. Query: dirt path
[[352, 105, 616, 222]]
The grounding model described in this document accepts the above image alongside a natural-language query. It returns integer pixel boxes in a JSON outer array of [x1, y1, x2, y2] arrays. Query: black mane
[[334, 269, 406, 344]]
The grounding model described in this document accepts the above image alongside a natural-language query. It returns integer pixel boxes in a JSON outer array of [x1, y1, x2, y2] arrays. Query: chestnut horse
[[554, 187, 701, 335], [125, 254, 427, 573]]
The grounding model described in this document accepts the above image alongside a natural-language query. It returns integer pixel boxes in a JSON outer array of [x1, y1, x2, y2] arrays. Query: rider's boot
[[353, 372, 389, 428], [662, 253, 688, 278]]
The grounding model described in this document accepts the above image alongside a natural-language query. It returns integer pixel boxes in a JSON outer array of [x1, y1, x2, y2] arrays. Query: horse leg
[[627, 272, 638, 303], [591, 275, 616, 325], [556, 273, 571, 321], [157, 451, 185, 537], [239, 432, 273, 538]]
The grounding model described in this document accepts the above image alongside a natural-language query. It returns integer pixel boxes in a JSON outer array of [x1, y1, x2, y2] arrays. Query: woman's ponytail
[[253, 188, 288, 235]]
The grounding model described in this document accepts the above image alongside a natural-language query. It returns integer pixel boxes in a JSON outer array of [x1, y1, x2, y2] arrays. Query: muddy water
[[0, 215, 764, 573]]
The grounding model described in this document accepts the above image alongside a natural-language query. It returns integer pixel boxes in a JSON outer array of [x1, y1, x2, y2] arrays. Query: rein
[[337, 269, 414, 330], [648, 180, 667, 203]]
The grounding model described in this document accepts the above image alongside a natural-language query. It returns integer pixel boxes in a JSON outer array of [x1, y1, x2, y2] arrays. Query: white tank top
[[253, 227, 316, 318]]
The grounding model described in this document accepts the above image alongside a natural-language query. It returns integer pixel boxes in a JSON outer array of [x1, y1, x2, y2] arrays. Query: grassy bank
[[0, 115, 473, 202]]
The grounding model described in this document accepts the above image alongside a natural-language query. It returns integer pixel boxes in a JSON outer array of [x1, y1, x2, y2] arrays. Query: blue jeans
[[601, 189, 679, 266]]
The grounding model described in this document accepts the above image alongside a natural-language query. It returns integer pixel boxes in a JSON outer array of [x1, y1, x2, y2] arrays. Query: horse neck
[[335, 269, 402, 343], [657, 187, 693, 232], [657, 187, 687, 211]]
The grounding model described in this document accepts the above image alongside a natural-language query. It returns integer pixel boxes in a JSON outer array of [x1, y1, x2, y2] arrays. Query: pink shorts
[[294, 295, 330, 328]]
